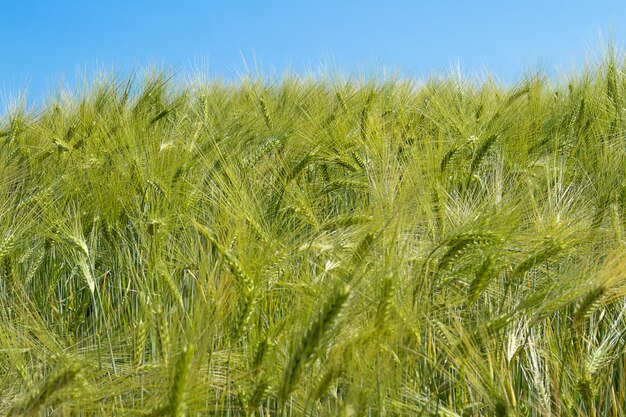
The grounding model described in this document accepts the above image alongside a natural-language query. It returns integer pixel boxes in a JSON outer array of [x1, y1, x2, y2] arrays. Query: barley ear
[[258, 96, 273, 130], [0, 232, 15, 261], [247, 377, 271, 416], [376, 276, 395, 332], [280, 284, 350, 403], [134, 319, 148, 366], [574, 286, 605, 325], [9, 362, 82, 417], [168, 345, 195, 417], [467, 255, 496, 307]]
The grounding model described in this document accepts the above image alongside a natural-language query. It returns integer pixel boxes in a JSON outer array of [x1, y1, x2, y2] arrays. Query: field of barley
[[1, 55, 625, 416]]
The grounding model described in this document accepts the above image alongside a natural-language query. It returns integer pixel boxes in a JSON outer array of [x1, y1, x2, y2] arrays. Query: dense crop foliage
[[1, 56, 626, 416]]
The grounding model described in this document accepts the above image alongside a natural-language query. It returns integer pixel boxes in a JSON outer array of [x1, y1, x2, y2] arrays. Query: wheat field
[[1, 54, 626, 416]]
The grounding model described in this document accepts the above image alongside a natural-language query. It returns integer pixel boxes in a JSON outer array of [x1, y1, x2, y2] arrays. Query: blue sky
[[2, 1, 626, 104]]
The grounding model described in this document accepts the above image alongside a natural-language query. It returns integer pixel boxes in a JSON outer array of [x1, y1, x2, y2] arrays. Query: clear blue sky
[[2, 1, 626, 104]]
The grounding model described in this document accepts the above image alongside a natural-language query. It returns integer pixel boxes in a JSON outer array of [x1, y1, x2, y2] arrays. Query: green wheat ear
[[258, 95, 273, 130], [9, 362, 82, 417], [467, 254, 496, 307], [280, 284, 350, 403], [0, 232, 15, 261], [376, 275, 395, 332], [466, 134, 498, 187], [150, 345, 195, 417], [134, 318, 149, 366], [169, 345, 195, 417], [307, 362, 341, 407], [511, 236, 563, 279], [246, 376, 271, 416], [574, 286, 605, 325]]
